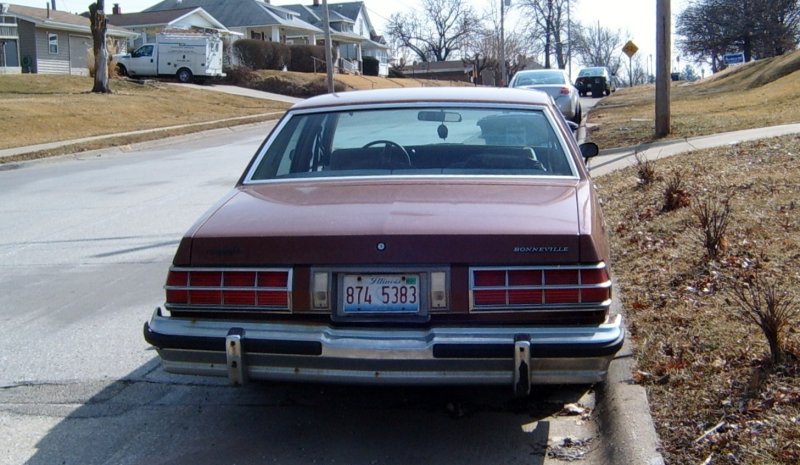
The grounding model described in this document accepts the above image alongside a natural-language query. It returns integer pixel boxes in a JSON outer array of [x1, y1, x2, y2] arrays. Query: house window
[[48, 32, 58, 54]]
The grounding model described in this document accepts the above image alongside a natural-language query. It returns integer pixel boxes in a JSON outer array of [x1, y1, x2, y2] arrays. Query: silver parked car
[[509, 69, 582, 124]]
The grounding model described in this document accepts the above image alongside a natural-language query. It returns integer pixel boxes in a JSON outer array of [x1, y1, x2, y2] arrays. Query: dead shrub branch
[[726, 266, 799, 366], [692, 196, 731, 258]]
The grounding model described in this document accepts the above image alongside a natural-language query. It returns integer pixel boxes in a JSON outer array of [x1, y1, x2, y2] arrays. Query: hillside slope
[[587, 49, 800, 148]]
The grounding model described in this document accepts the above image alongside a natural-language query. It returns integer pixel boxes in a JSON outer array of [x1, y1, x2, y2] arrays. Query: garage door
[[69, 35, 91, 75]]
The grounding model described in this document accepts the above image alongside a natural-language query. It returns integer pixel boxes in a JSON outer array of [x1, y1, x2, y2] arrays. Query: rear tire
[[176, 68, 193, 84], [116, 64, 128, 77], [572, 104, 582, 124]]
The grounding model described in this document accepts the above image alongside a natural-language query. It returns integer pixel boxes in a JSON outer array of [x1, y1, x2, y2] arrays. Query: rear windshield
[[578, 67, 606, 77], [247, 106, 575, 181], [512, 70, 566, 86]]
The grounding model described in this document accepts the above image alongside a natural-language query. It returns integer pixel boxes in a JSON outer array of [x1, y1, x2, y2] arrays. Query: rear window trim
[[241, 102, 579, 185]]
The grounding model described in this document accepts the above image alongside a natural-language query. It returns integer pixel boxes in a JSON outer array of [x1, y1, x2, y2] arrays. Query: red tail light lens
[[545, 269, 579, 285], [189, 289, 222, 305], [191, 271, 222, 287], [509, 270, 541, 286], [509, 289, 542, 305], [164, 268, 292, 311], [258, 271, 289, 287], [471, 265, 611, 311], [473, 290, 506, 306], [560, 87, 571, 95], [474, 270, 505, 286], [225, 272, 256, 287]]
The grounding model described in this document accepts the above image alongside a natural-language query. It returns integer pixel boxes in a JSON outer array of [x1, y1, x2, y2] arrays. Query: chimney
[[50, 0, 56, 11], [313, 0, 319, 5], [46, 2, 50, 18], [112, 3, 120, 14]]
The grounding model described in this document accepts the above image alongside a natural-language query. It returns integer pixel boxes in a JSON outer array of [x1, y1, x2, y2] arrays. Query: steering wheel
[[362, 140, 412, 168]]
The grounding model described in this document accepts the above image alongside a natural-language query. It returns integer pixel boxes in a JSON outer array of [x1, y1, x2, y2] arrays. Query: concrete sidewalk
[[589, 123, 800, 176], [173, 83, 303, 104]]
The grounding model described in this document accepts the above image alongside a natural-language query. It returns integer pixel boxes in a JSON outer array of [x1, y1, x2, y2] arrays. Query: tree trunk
[[90, 1, 111, 94]]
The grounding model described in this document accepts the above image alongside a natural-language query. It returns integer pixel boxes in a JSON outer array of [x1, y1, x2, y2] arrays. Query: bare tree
[[572, 21, 624, 77], [89, 0, 110, 93], [386, 0, 481, 62], [518, 0, 571, 69], [619, 54, 650, 86], [462, 28, 498, 85], [462, 2, 542, 85]]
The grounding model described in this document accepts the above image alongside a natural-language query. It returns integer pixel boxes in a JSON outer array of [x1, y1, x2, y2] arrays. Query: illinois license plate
[[342, 274, 420, 313]]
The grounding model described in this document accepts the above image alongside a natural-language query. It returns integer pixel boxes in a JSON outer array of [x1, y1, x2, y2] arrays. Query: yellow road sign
[[623, 40, 639, 58]]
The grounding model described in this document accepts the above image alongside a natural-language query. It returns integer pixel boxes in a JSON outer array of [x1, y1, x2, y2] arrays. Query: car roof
[[515, 69, 565, 75], [290, 87, 553, 111]]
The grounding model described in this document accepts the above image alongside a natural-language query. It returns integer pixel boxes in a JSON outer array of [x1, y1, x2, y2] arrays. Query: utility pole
[[322, 0, 335, 93], [500, 0, 507, 86], [655, 0, 671, 137], [567, 0, 571, 79]]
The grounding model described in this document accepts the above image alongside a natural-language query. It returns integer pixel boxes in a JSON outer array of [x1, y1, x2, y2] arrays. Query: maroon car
[[144, 87, 624, 396]]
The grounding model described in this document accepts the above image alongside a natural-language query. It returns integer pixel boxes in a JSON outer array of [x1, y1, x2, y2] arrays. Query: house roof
[[327, 2, 363, 23], [285, 4, 353, 25], [109, 7, 195, 26], [7, 4, 137, 37], [144, 0, 321, 33]]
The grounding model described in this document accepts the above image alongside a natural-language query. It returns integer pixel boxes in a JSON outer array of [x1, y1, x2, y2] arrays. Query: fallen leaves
[[599, 136, 800, 464]]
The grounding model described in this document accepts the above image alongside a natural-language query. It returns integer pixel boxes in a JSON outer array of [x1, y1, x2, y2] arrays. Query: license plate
[[342, 274, 420, 314]]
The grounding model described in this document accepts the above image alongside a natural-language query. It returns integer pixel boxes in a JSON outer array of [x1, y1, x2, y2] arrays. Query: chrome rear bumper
[[144, 308, 624, 395]]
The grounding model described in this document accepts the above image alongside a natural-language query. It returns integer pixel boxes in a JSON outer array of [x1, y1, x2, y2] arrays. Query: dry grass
[[0, 72, 470, 159], [0, 75, 290, 150], [588, 50, 800, 149], [336, 73, 473, 90], [596, 137, 800, 464], [244, 69, 473, 91]]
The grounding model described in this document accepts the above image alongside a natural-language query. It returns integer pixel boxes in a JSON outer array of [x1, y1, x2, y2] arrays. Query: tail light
[[471, 264, 611, 311], [560, 87, 571, 95], [165, 267, 292, 312]]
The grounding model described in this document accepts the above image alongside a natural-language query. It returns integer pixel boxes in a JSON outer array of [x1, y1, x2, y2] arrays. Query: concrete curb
[[596, 341, 666, 465], [577, 116, 665, 465]]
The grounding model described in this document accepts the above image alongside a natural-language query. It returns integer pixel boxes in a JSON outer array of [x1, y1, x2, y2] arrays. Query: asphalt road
[[0, 122, 604, 465]]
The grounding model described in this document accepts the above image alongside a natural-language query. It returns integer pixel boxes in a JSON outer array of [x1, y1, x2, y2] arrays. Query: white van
[[116, 32, 224, 83]]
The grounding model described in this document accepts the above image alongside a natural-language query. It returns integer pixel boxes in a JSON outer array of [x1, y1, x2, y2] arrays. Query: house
[[106, 4, 233, 51], [0, 3, 136, 75], [144, 0, 322, 44], [284, 1, 390, 76], [144, 0, 389, 76]]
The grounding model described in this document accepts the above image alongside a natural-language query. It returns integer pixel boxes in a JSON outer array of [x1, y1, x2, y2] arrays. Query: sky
[[10, 0, 691, 74]]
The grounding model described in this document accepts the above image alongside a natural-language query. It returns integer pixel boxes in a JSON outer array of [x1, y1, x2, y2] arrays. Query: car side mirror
[[579, 142, 599, 162]]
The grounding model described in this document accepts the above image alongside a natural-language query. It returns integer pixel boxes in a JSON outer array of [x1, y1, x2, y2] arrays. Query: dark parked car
[[143, 87, 624, 397], [575, 67, 616, 97]]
